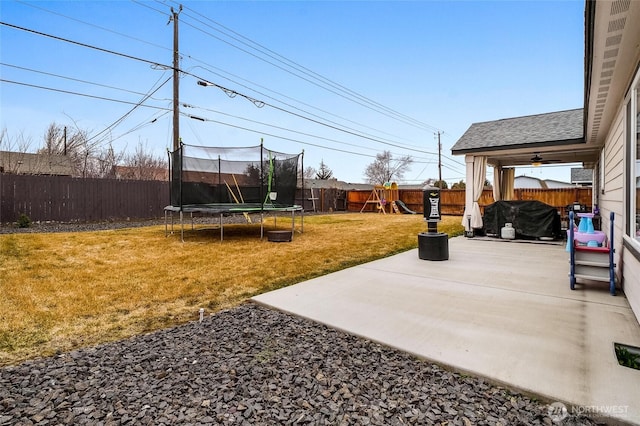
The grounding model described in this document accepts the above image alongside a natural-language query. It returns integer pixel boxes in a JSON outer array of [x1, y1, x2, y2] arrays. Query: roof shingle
[[451, 108, 583, 154]]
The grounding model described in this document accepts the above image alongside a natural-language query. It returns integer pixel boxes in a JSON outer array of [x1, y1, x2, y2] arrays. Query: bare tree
[[302, 166, 316, 180], [39, 122, 94, 177], [120, 141, 168, 180], [0, 129, 34, 173], [86, 145, 124, 178], [364, 151, 413, 185]]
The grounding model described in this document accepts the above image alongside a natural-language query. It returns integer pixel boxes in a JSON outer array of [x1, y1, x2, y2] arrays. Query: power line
[[185, 62, 423, 148], [0, 62, 171, 102], [3, 10, 436, 154], [86, 76, 172, 146], [1, 21, 434, 156], [184, 103, 436, 160], [137, 1, 444, 141], [171, 1, 443, 133], [191, 75, 437, 155], [16, 1, 170, 53], [181, 112, 377, 159], [0, 79, 172, 111], [0, 21, 168, 70], [1, 75, 436, 164], [2, 17, 458, 175]]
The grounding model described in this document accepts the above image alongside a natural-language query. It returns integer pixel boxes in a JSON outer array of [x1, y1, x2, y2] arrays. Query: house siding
[[601, 100, 640, 325]]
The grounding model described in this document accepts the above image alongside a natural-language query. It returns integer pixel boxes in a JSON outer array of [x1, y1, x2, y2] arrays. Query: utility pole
[[436, 131, 442, 186], [171, 5, 182, 152]]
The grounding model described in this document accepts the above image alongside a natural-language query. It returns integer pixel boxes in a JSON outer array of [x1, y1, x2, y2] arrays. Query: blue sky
[[1, 0, 585, 185]]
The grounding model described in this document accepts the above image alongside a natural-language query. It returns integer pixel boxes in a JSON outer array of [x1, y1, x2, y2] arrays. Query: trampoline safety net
[[170, 143, 301, 209]]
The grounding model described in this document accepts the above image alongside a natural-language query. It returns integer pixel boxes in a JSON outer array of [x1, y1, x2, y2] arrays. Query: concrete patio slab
[[253, 236, 640, 425]]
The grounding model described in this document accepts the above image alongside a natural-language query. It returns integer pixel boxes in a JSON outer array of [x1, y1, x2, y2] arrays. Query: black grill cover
[[483, 200, 561, 239]]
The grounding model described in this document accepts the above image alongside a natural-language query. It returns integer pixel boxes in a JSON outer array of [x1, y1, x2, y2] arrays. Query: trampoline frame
[[164, 203, 303, 242]]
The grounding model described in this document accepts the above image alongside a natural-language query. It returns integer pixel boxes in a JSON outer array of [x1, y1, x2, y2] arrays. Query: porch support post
[[493, 164, 502, 202], [462, 155, 475, 231]]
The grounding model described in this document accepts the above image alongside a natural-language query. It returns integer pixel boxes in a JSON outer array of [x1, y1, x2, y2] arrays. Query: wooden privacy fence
[[0, 174, 169, 224], [300, 188, 347, 212], [1, 173, 593, 224], [348, 187, 593, 216]]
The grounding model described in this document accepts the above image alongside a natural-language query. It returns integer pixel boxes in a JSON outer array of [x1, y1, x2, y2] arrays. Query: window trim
[[625, 66, 640, 251]]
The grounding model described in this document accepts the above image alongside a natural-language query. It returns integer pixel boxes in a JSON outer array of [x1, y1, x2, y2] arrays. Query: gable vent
[[610, 0, 630, 15], [605, 34, 623, 47], [607, 17, 626, 32]]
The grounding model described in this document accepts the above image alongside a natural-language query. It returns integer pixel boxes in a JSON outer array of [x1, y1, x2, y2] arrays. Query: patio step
[[570, 251, 614, 282], [573, 266, 611, 282]]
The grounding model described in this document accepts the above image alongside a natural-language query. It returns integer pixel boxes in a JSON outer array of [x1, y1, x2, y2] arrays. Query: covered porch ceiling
[[480, 143, 600, 169]]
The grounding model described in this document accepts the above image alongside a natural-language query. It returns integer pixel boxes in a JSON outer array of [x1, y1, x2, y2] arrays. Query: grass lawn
[[0, 213, 463, 366]]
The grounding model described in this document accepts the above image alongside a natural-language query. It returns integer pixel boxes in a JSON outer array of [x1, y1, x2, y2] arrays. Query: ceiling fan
[[530, 153, 562, 166]]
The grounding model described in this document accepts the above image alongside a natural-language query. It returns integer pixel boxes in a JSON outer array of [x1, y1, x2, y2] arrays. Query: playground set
[[359, 182, 416, 214]]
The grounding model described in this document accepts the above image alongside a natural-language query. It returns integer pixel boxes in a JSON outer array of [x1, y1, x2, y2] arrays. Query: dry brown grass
[[0, 213, 463, 366]]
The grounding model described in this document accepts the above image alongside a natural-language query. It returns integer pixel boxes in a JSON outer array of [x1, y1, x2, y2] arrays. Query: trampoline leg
[[220, 214, 223, 242], [180, 211, 184, 243], [164, 209, 167, 237], [290, 210, 295, 241], [261, 213, 264, 239]]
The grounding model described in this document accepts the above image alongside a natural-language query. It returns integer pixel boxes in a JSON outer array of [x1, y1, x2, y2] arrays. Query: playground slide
[[395, 200, 417, 214]]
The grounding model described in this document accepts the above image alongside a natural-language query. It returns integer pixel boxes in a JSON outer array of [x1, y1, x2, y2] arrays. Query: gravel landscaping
[[0, 303, 601, 425], [0, 219, 605, 425]]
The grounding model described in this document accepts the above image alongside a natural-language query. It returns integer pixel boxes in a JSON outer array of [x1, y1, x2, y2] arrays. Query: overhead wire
[[135, 0, 440, 148], [4, 6, 448, 157], [181, 112, 377, 159], [185, 62, 423, 148], [188, 75, 438, 155], [169, 0, 443, 134], [184, 102, 439, 158], [0, 62, 172, 102], [0, 78, 172, 112], [16, 0, 170, 53], [1, 21, 437, 156], [182, 103, 437, 161], [85, 75, 172, 147], [2, 14, 465, 180]]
